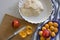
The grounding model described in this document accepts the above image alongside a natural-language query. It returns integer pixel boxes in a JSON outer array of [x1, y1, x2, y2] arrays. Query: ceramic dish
[[19, 0, 53, 24], [36, 21, 59, 40]]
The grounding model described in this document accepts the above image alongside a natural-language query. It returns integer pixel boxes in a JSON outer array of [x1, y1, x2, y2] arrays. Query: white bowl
[[19, 0, 53, 24]]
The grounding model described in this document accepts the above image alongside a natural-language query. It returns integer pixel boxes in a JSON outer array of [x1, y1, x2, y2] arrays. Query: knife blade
[[7, 26, 26, 40]]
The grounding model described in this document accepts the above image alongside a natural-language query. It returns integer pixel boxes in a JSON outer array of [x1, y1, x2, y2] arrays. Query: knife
[[7, 26, 26, 40]]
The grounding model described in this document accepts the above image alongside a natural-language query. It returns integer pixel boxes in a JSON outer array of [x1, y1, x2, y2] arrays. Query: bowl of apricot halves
[[37, 21, 59, 40]]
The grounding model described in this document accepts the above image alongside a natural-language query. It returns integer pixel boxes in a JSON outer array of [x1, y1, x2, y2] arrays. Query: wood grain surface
[[0, 14, 38, 40]]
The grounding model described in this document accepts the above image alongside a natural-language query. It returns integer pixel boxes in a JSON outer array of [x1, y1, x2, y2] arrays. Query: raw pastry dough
[[20, 0, 44, 17]]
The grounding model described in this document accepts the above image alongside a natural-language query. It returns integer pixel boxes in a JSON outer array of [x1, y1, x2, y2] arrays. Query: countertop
[[0, 0, 22, 24]]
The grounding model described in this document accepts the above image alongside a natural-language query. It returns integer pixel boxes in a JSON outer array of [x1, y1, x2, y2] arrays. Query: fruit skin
[[53, 22, 58, 27], [50, 26, 54, 31], [42, 29, 50, 38], [12, 19, 20, 28], [54, 28, 58, 33], [51, 32, 56, 37], [26, 29, 32, 35], [19, 30, 27, 38], [40, 36, 45, 40], [45, 24, 49, 29], [46, 37, 51, 40], [42, 27, 46, 31], [48, 21, 53, 26], [48, 29, 51, 33], [26, 25, 33, 35], [39, 31, 43, 36], [26, 25, 32, 30]]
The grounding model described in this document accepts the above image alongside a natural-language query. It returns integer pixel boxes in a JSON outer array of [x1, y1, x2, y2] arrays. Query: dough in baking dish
[[20, 0, 44, 17]]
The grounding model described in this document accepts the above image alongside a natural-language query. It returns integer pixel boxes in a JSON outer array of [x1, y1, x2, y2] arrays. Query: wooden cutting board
[[0, 14, 38, 40]]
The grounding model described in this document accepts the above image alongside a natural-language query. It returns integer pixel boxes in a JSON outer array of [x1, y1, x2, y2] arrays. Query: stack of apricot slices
[[19, 25, 33, 38], [39, 21, 59, 40]]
